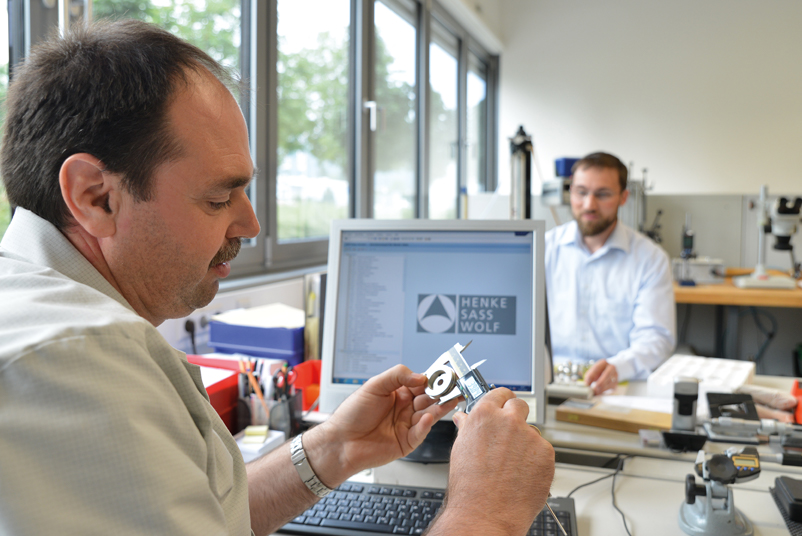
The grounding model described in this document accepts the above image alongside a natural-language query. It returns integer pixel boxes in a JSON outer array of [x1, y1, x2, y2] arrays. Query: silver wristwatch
[[290, 433, 333, 498]]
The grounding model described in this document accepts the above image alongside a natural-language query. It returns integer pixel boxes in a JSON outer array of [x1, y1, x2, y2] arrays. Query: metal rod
[[544, 499, 568, 536]]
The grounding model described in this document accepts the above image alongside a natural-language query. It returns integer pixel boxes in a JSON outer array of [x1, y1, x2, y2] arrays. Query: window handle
[[364, 100, 377, 132]]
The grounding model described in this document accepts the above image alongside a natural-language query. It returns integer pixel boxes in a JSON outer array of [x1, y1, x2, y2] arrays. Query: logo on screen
[[417, 294, 457, 333], [417, 294, 516, 335], [458, 295, 516, 335]]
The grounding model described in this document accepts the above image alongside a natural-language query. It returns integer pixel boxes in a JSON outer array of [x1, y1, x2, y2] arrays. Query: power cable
[[611, 456, 633, 536]]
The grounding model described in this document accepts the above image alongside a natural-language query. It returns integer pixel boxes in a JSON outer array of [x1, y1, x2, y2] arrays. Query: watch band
[[290, 433, 333, 498]]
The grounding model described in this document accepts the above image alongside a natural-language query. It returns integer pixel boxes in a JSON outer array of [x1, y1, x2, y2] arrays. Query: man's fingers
[[407, 412, 436, 447], [502, 396, 531, 422], [479, 387, 515, 407], [591, 365, 618, 395], [583, 359, 606, 385], [363, 364, 426, 396], [452, 411, 465, 429]]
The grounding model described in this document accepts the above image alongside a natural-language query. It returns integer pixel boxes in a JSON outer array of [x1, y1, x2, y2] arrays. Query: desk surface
[[674, 276, 802, 308], [541, 376, 795, 459], [287, 376, 799, 535], [369, 455, 798, 536], [368, 375, 800, 536]]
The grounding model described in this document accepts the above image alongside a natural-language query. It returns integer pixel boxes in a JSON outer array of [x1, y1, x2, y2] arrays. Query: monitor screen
[[319, 219, 546, 425]]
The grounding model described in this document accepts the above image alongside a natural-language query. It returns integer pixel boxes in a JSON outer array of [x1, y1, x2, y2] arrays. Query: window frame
[[11, 0, 499, 274]]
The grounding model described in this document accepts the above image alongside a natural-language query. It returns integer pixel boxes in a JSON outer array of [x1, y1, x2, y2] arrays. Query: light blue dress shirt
[[545, 220, 676, 381]]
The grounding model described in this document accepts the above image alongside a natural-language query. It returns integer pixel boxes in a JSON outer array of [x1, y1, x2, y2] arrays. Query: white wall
[[497, 0, 802, 195]]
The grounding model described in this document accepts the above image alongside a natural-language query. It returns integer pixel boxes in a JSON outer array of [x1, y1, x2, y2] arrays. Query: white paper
[[599, 395, 673, 414], [212, 303, 305, 329], [198, 366, 237, 388]]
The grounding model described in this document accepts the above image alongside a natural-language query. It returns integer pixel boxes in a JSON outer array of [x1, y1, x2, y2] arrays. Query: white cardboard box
[[647, 354, 756, 418]]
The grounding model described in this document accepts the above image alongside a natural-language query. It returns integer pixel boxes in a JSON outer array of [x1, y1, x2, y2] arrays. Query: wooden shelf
[[674, 276, 802, 308]]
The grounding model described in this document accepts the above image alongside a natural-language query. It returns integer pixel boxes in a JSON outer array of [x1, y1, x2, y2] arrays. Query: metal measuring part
[[424, 343, 566, 535], [423, 341, 491, 413]]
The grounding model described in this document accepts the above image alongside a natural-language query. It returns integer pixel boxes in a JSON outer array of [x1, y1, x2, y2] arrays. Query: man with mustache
[[0, 19, 554, 536], [546, 152, 676, 395]]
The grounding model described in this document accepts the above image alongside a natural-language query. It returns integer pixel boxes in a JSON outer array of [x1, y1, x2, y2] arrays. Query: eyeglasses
[[569, 186, 618, 202]]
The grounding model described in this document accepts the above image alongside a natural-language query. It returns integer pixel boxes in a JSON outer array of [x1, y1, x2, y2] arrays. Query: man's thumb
[[452, 411, 465, 429]]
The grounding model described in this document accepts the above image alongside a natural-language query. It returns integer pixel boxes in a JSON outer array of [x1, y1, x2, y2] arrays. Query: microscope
[[679, 447, 760, 536], [734, 185, 802, 289], [770, 195, 802, 279]]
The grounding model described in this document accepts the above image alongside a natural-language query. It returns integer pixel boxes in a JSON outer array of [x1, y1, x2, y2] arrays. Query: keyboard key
[[282, 481, 576, 536], [320, 519, 395, 533]]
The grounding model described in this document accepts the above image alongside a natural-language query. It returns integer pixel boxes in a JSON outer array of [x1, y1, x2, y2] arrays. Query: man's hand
[[584, 359, 619, 395], [301, 365, 458, 488], [427, 389, 555, 536]]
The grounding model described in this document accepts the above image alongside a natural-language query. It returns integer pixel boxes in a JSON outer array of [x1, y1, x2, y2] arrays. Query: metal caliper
[[422, 342, 567, 536]]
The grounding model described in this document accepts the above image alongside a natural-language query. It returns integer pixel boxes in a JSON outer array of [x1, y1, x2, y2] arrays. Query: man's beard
[[209, 237, 242, 267], [574, 211, 617, 237]]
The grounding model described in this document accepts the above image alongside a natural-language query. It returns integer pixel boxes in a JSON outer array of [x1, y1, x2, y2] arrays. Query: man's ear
[[59, 153, 120, 238], [619, 188, 629, 207]]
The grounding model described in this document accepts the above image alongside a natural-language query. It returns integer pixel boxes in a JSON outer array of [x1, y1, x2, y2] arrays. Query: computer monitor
[[319, 219, 547, 427]]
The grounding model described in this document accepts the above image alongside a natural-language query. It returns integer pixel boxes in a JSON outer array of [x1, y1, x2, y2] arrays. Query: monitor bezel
[[319, 218, 546, 425]]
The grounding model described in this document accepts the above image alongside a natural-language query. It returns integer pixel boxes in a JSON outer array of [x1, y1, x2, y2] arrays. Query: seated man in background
[[546, 152, 676, 395], [0, 20, 554, 536]]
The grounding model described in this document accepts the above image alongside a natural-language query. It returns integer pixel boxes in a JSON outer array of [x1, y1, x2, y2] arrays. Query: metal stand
[[679, 481, 753, 536]]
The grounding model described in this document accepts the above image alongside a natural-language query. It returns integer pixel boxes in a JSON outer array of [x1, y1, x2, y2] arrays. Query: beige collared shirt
[[0, 209, 251, 535]]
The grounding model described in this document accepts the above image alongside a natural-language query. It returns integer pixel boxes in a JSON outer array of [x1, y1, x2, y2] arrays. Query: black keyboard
[[278, 481, 579, 536]]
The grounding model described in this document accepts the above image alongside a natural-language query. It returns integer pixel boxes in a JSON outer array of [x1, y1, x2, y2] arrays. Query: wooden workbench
[[673, 269, 802, 358], [674, 277, 802, 308]]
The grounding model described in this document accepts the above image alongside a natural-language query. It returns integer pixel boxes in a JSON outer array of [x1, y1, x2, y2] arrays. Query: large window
[[8, 0, 498, 272], [373, 1, 417, 220], [428, 25, 459, 220], [466, 52, 489, 197], [94, 1, 243, 72], [276, 0, 349, 242]]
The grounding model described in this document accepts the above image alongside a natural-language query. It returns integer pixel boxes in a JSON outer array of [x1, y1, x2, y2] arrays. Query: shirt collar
[[604, 221, 631, 254], [559, 219, 631, 255], [1, 208, 136, 313]]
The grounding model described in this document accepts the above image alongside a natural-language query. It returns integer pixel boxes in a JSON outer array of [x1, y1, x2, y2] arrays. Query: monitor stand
[[401, 420, 456, 463]]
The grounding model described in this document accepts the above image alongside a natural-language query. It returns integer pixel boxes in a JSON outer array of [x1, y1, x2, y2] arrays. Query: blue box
[[209, 321, 304, 365], [555, 157, 580, 178]]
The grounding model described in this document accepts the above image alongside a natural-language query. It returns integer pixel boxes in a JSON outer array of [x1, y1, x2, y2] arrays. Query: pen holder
[[269, 392, 302, 438]]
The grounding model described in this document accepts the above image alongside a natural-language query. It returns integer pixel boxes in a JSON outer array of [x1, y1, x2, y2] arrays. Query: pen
[[240, 359, 270, 422]]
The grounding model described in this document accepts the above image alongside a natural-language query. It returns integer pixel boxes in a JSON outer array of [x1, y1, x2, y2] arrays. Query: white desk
[[542, 375, 796, 460], [368, 453, 799, 536], [277, 376, 800, 535]]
